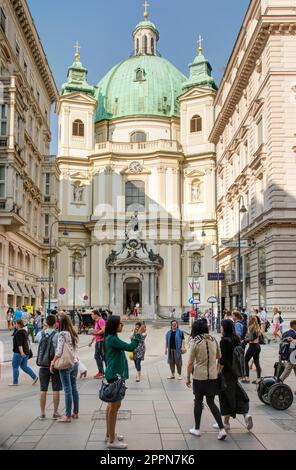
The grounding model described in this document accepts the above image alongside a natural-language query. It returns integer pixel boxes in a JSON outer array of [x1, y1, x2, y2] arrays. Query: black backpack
[[36, 331, 57, 367], [232, 344, 246, 378], [280, 340, 291, 361]]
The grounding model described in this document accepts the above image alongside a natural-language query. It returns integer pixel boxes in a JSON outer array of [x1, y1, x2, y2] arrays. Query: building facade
[[0, 0, 58, 327], [210, 0, 296, 317], [56, 13, 218, 318]]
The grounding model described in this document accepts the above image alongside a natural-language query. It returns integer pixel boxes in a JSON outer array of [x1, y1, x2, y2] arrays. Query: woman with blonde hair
[[271, 307, 282, 342], [242, 315, 262, 384], [50, 314, 79, 422]]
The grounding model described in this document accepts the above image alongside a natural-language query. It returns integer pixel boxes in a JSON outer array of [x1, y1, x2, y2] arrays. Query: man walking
[[259, 307, 270, 344], [35, 315, 62, 420], [89, 310, 105, 379]]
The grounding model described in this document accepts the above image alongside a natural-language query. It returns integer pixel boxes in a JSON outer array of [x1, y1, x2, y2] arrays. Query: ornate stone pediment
[[184, 168, 204, 178], [70, 171, 87, 180], [179, 86, 215, 102]]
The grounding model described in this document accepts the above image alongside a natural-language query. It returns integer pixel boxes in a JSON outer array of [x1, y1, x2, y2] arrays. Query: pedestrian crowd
[[6, 303, 296, 450]]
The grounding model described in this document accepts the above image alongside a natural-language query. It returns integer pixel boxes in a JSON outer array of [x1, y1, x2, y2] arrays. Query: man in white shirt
[[259, 307, 269, 344]]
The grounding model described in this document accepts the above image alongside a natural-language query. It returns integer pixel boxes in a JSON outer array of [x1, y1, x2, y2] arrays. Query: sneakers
[[52, 412, 62, 420], [39, 415, 46, 420], [217, 429, 227, 440], [167, 375, 175, 379], [32, 377, 38, 385], [104, 434, 124, 443], [189, 428, 201, 437], [177, 375, 183, 380], [107, 439, 128, 449], [212, 423, 230, 431], [8, 383, 18, 386], [93, 373, 104, 379], [244, 414, 253, 431]]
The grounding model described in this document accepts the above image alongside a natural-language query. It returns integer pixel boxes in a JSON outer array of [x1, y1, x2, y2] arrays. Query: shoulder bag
[[99, 375, 127, 403], [54, 334, 75, 370]]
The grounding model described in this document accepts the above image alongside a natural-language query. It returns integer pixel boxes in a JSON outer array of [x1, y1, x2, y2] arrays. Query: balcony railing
[[94, 140, 182, 155]]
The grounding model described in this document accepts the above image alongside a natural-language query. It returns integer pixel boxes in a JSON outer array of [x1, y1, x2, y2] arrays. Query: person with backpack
[[35, 315, 62, 420], [50, 314, 79, 423], [232, 311, 246, 341], [213, 319, 253, 432]]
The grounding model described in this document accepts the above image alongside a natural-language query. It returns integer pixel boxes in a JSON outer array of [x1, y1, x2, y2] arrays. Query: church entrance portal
[[123, 277, 142, 315]]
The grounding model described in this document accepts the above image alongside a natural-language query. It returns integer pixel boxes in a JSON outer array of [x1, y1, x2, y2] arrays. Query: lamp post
[[48, 221, 68, 315], [238, 196, 247, 311]]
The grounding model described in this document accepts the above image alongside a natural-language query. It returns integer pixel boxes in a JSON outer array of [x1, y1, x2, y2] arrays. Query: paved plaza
[[0, 322, 295, 451]]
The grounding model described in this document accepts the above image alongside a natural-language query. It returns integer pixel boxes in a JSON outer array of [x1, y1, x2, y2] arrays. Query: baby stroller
[[257, 340, 294, 410]]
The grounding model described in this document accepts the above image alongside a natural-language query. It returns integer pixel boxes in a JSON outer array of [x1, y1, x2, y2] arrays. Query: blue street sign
[[208, 273, 225, 281]]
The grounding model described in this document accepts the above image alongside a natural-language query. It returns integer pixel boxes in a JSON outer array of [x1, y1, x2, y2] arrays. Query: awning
[[8, 280, 23, 296], [18, 282, 30, 296], [33, 286, 41, 297], [27, 285, 36, 298], [41, 287, 49, 298], [0, 280, 14, 295]]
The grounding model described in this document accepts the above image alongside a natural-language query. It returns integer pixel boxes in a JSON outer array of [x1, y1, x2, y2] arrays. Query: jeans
[[59, 363, 79, 417], [134, 358, 142, 372], [94, 341, 105, 374], [245, 343, 261, 378], [12, 353, 37, 385]]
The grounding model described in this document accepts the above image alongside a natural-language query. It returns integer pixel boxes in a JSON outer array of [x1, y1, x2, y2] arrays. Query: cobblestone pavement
[[0, 322, 295, 450]]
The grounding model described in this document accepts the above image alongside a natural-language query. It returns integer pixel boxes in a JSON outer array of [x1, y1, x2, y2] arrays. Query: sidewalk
[[0, 324, 295, 450]]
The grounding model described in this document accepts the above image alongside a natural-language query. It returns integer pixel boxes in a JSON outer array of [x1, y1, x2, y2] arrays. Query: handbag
[[28, 349, 33, 360], [54, 338, 75, 370], [129, 352, 134, 361], [217, 373, 227, 392], [99, 375, 127, 403]]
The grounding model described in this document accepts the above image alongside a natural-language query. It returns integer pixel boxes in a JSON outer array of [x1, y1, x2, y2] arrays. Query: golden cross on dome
[[143, 0, 150, 19], [198, 34, 203, 55], [74, 40, 81, 61]]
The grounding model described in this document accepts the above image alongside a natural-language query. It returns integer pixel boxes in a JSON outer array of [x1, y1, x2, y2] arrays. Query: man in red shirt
[[89, 310, 105, 379]]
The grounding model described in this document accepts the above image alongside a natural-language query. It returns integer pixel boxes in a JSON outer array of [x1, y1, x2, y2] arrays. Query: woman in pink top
[[89, 310, 106, 379]]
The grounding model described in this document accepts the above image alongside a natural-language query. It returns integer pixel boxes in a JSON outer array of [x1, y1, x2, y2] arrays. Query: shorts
[[39, 367, 62, 392]]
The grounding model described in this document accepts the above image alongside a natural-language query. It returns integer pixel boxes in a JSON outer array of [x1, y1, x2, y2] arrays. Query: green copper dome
[[95, 55, 186, 122]]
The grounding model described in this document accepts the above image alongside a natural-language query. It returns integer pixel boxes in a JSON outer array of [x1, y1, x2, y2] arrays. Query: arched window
[[130, 131, 147, 143], [136, 38, 139, 55], [151, 37, 155, 55], [72, 119, 84, 137], [143, 35, 148, 54], [125, 181, 145, 212], [190, 115, 202, 133], [191, 252, 202, 276]]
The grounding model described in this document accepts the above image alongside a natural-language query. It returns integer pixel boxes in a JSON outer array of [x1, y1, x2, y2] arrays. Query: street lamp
[[238, 196, 247, 311], [48, 221, 68, 315]]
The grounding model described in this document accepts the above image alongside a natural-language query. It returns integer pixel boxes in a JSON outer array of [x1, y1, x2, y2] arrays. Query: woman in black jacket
[[213, 319, 253, 432]]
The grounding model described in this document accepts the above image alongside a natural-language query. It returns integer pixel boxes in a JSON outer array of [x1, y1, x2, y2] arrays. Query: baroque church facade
[[56, 10, 218, 318]]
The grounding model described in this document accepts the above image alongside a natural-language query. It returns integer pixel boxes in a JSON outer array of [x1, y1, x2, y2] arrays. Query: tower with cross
[[198, 35, 203, 55], [74, 41, 81, 62], [143, 1, 150, 19]]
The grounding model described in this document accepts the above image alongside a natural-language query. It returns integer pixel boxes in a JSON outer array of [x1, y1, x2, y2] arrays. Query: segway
[[257, 342, 294, 411]]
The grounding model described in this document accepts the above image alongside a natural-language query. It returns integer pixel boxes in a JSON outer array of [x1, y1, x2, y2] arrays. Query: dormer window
[[190, 115, 202, 133], [135, 68, 145, 82], [130, 131, 147, 143], [73, 119, 84, 137]]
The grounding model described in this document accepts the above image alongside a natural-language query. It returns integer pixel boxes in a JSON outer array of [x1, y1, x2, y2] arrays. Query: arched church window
[[130, 131, 147, 143], [125, 180, 145, 212], [72, 119, 84, 137], [151, 37, 155, 55], [191, 252, 202, 276], [136, 38, 140, 55], [190, 115, 202, 133], [143, 35, 148, 54], [191, 179, 201, 202]]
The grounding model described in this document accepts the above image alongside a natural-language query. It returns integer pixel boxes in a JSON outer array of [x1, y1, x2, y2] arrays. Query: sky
[[27, 0, 250, 153]]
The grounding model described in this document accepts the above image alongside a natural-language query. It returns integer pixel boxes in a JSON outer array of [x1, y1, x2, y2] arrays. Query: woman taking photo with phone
[[104, 316, 146, 449], [130, 322, 147, 382]]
